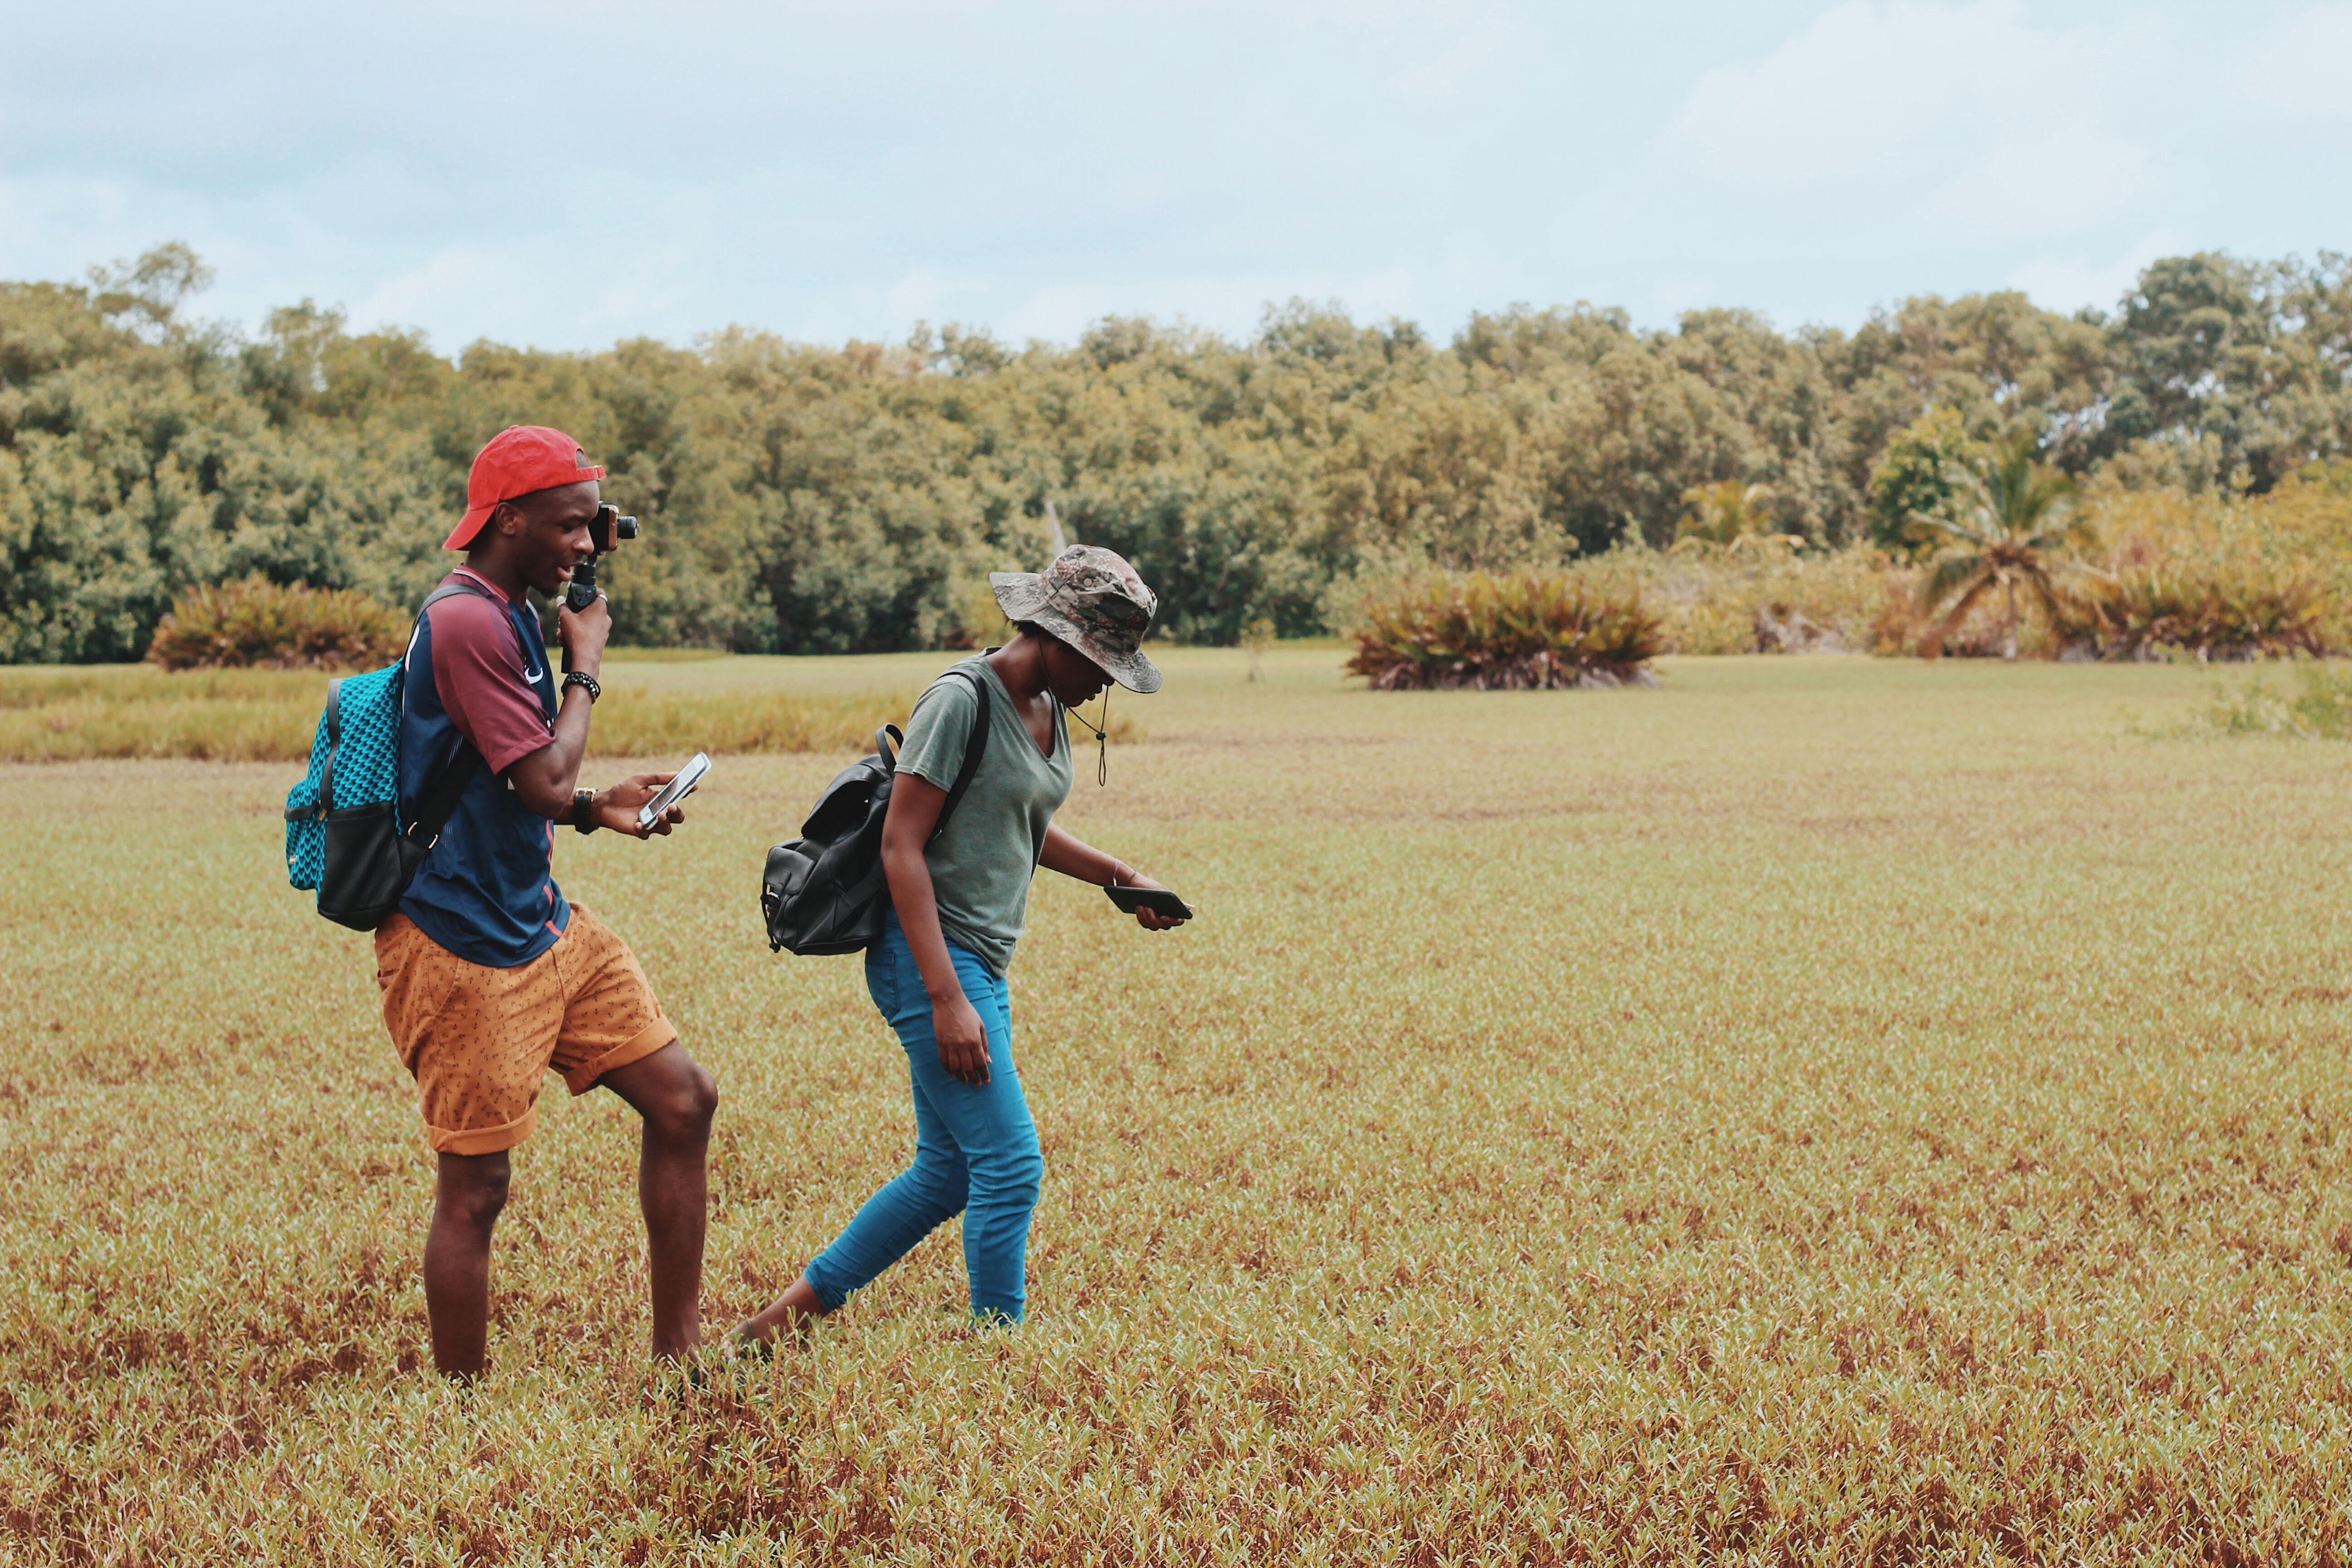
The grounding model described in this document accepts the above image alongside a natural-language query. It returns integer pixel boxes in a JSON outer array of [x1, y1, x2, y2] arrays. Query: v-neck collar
[[980, 657, 1060, 764]]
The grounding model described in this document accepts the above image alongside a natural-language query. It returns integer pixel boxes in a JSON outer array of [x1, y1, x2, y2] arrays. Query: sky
[[2, 0, 2346, 355]]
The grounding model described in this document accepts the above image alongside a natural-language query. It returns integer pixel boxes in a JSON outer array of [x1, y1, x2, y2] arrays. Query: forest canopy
[[3, 244, 2348, 662]]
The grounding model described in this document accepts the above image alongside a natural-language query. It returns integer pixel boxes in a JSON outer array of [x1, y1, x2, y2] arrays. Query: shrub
[[145, 578, 409, 672], [2056, 483, 2344, 661], [2181, 663, 2352, 739], [1563, 542, 1926, 656], [1343, 570, 1662, 690], [2058, 564, 2329, 661]]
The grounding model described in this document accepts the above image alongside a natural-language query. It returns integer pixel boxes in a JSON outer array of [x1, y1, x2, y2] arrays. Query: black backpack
[[761, 669, 990, 955]]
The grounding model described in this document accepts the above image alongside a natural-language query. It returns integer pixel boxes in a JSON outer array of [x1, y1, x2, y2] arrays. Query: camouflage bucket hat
[[991, 545, 1163, 693]]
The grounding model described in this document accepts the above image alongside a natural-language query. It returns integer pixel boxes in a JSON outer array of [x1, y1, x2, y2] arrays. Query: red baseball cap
[[443, 426, 608, 550]]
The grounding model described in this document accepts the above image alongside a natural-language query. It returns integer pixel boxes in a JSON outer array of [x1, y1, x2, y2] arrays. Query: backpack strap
[[927, 668, 992, 843], [398, 578, 500, 846], [403, 744, 481, 849], [318, 676, 345, 813], [416, 579, 499, 618]]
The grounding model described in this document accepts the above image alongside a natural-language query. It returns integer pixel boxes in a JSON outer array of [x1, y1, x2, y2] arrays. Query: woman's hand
[[1120, 872, 1188, 931], [932, 991, 992, 1086], [881, 772, 986, 1083], [1036, 826, 1188, 931]]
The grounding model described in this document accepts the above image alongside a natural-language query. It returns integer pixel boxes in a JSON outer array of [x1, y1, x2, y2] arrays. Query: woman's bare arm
[[1039, 823, 1186, 930], [880, 773, 992, 1085]]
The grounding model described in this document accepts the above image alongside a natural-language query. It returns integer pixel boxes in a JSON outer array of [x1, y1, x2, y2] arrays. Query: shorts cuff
[[562, 1016, 677, 1096], [429, 1105, 537, 1156]]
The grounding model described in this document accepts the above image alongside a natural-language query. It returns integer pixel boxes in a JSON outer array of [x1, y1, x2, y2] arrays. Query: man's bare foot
[[733, 1273, 829, 1348]]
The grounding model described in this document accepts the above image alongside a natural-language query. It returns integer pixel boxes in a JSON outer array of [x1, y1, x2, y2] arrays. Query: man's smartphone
[[1107, 884, 1193, 920], [637, 752, 711, 830]]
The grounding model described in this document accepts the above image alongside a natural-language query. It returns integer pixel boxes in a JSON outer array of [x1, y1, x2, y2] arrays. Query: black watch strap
[[563, 670, 601, 703], [573, 789, 599, 833]]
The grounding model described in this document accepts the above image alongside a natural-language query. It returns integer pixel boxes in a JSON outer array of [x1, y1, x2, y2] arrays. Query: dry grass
[[0, 658, 1141, 764], [7, 648, 2352, 1562]]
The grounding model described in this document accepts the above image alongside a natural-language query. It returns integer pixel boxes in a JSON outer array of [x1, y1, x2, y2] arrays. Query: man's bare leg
[[600, 1042, 719, 1360], [424, 1151, 511, 1379]]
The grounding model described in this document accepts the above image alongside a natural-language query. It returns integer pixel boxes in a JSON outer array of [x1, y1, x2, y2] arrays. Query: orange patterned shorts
[[375, 903, 676, 1155]]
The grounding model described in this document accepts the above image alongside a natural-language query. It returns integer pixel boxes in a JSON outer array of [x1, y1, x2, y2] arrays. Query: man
[[376, 424, 718, 1379]]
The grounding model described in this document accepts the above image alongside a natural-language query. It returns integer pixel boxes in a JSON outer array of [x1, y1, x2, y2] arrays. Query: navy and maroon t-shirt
[[397, 567, 569, 967]]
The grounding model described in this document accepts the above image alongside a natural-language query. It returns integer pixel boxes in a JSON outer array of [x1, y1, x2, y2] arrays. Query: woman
[[735, 546, 1186, 1339]]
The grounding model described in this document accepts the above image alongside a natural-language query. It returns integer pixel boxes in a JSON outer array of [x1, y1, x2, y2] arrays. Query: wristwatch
[[562, 671, 601, 704], [573, 789, 599, 833]]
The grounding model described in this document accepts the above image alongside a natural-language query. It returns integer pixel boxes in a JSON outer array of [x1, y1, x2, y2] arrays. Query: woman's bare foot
[[733, 1273, 829, 1348]]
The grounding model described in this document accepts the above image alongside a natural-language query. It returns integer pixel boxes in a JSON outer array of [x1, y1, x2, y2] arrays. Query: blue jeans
[[803, 914, 1043, 1322]]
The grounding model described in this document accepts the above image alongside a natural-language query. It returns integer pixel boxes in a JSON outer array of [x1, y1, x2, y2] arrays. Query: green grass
[[2171, 661, 2352, 740], [7, 651, 2352, 1561]]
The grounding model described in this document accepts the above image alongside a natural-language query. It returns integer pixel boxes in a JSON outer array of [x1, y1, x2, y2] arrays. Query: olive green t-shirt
[[895, 657, 1073, 977]]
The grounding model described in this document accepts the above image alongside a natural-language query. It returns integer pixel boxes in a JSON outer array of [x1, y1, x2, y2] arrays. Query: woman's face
[[1041, 635, 1112, 707]]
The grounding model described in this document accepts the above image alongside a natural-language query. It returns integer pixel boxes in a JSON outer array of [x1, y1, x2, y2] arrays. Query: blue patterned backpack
[[283, 582, 490, 931]]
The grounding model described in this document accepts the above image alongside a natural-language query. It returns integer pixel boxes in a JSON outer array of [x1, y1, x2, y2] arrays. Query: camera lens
[[615, 515, 641, 541]]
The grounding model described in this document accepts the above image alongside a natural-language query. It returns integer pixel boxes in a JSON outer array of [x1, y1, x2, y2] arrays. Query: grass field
[[7, 649, 2352, 1562], [0, 652, 1144, 764]]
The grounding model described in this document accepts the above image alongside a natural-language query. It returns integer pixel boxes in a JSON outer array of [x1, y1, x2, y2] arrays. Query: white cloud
[[2235, 3, 2352, 121], [882, 268, 960, 327], [1558, 0, 2350, 326], [3, 1, 2345, 348], [2004, 229, 2189, 317], [1599, 1, 2167, 259], [353, 247, 543, 350]]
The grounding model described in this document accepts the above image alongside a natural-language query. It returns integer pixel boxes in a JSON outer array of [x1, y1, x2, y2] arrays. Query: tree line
[[2, 242, 2347, 662]]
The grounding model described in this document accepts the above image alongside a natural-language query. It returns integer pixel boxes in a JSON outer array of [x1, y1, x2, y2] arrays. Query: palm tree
[[1674, 480, 1778, 546], [1914, 434, 2082, 660]]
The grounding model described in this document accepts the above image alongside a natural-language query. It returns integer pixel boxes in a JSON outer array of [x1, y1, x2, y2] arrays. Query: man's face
[[493, 481, 602, 596], [1041, 635, 1112, 706]]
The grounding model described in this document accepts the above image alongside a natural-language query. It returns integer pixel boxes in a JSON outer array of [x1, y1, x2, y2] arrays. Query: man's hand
[[587, 771, 688, 838], [1121, 872, 1189, 931], [932, 991, 991, 1087], [557, 591, 612, 677]]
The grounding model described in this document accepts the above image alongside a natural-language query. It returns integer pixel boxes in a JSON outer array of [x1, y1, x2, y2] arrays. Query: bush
[[2058, 564, 2329, 661], [1343, 570, 1662, 690], [145, 578, 409, 672], [2056, 482, 2344, 661], [2180, 663, 2352, 739], [1551, 542, 1927, 656]]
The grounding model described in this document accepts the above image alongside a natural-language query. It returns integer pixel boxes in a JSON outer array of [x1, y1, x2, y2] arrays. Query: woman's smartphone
[[637, 752, 711, 829], [1106, 884, 1193, 920]]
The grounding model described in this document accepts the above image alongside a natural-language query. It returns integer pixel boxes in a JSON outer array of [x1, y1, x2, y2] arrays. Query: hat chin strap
[[1067, 686, 1111, 787]]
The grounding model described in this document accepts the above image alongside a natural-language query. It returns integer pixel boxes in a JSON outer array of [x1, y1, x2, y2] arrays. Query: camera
[[564, 504, 640, 611]]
